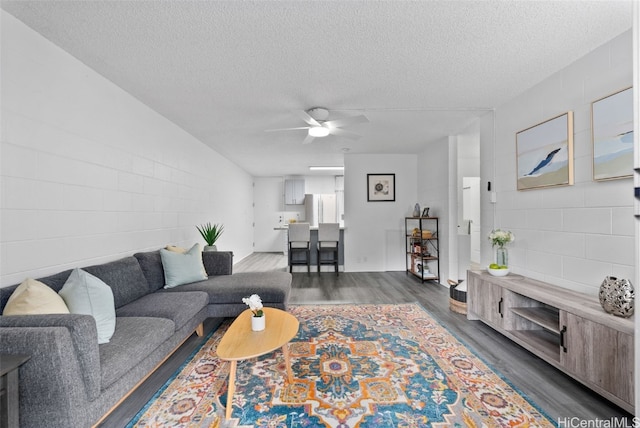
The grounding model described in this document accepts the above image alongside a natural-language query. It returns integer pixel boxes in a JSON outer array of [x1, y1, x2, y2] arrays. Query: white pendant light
[[308, 126, 330, 137]]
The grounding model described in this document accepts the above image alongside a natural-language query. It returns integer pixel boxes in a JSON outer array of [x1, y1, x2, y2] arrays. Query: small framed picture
[[367, 174, 395, 202], [421, 207, 430, 217]]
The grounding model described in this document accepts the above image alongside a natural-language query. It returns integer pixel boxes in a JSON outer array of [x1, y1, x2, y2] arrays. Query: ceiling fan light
[[308, 126, 330, 137]]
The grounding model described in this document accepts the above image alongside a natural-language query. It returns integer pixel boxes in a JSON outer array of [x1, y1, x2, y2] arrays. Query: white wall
[[482, 29, 635, 296], [0, 11, 255, 287], [304, 175, 340, 194], [631, 2, 639, 413], [344, 154, 417, 272], [253, 177, 285, 252]]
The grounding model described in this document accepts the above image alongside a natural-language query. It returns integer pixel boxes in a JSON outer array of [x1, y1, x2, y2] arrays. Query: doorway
[[456, 124, 481, 278]]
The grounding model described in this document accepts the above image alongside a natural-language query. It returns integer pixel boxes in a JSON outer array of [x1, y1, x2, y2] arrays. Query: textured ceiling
[[1, 0, 634, 176]]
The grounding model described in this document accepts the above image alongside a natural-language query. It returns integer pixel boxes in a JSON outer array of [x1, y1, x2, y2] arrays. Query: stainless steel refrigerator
[[304, 194, 337, 227]]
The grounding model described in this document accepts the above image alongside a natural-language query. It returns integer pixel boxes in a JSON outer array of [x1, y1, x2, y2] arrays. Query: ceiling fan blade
[[301, 134, 315, 145], [265, 126, 311, 132], [295, 110, 321, 127], [324, 114, 369, 129], [329, 127, 362, 140]]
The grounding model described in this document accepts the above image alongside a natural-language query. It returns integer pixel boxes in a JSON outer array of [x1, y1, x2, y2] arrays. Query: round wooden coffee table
[[216, 307, 299, 420]]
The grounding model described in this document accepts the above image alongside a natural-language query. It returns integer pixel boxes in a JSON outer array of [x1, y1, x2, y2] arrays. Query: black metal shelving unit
[[405, 217, 439, 283]]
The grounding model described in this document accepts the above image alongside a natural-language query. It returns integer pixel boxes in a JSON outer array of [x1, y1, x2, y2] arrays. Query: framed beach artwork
[[516, 112, 574, 191], [367, 173, 395, 201], [591, 87, 633, 181]]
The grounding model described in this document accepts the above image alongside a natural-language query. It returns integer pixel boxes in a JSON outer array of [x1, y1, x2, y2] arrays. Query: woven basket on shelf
[[411, 229, 432, 239]]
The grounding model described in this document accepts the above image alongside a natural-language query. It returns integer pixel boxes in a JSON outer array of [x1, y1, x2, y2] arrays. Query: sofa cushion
[[162, 271, 291, 305], [115, 291, 208, 331], [83, 257, 151, 309], [99, 316, 175, 390], [133, 251, 166, 292], [201, 251, 233, 276], [59, 269, 116, 344], [160, 244, 208, 288], [3, 278, 70, 315]]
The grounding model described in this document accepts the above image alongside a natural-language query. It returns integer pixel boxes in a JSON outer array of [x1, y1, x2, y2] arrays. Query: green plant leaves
[[196, 222, 224, 246]]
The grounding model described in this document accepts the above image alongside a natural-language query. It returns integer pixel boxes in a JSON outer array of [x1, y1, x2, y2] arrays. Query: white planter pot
[[251, 315, 265, 331], [204, 245, 217, 252]]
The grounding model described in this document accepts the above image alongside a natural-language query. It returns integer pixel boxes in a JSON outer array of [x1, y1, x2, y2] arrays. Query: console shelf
[[509, 329, 560, 362], [467, 270, 634, 414], [510, 306, 560, 334]]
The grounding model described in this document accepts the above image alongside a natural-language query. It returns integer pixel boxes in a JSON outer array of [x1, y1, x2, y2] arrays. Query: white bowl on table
[[487, 266, 510, 277]]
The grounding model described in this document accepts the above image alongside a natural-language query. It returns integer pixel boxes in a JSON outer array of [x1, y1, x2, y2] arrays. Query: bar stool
[[317, 223, 339, 275], [288, 222, 311, 273]]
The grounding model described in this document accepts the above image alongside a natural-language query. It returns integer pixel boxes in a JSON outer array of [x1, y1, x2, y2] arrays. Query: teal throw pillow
[[59, 268, 116, 344], [160, 243, 208, 289]]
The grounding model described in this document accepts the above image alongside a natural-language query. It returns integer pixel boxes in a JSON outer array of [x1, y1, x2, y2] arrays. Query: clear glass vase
[[496, 246, 508, 267]]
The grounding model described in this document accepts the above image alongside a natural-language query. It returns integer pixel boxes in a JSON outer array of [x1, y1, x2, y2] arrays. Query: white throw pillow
[[160, 243, 208, 289], [3, 278, 70, 315], [59, 268, 116, 344]]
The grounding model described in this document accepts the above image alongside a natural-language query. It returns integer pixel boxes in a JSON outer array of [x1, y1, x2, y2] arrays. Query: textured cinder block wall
[[0, 11, 255, 287], [481, 30, 634, 295]]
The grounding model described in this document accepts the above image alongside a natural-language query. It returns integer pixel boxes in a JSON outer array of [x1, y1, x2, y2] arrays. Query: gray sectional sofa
[[0, 250, 292, 428]]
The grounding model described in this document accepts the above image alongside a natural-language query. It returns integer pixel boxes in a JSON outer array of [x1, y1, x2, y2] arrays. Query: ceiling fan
[[266, 107, 369, 144]]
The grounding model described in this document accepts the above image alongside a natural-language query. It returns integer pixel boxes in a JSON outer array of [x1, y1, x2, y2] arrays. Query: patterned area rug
[[128, 303, 555, 427]]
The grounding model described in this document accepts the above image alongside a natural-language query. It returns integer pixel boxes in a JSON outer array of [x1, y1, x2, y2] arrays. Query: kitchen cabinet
[[467, 270, 634, 413], [284, 179, 305, 205]]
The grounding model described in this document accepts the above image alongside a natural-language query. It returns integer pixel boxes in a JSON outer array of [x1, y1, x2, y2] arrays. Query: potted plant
[[196, 222, 224, 251], [242, 294, 265, 331]]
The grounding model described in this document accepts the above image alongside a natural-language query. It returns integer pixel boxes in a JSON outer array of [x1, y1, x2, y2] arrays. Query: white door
[[463, 177, 481, 264], [254, 177, 285, 252]]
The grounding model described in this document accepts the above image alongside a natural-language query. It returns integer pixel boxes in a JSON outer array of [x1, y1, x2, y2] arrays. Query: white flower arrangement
[[242, 294, 264, 317], [488, 229, 515, 248]]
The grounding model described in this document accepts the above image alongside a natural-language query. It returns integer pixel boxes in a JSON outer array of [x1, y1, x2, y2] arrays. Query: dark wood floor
[[99, 253, 633, 427]]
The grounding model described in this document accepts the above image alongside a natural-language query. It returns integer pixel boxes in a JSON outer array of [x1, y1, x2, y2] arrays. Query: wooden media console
[[467, 270, 634, 413]]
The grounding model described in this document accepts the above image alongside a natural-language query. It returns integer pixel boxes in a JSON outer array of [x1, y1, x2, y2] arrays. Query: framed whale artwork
[[516, 111, 574, 191], [591, 87, 633, 181]]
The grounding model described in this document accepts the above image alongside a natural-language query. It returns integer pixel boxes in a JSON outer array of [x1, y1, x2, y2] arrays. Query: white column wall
[[0, 11, 254, 286], [417, 138, 450, 285], [343, 154, 417, 272], [632, 0, 639, 414]]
